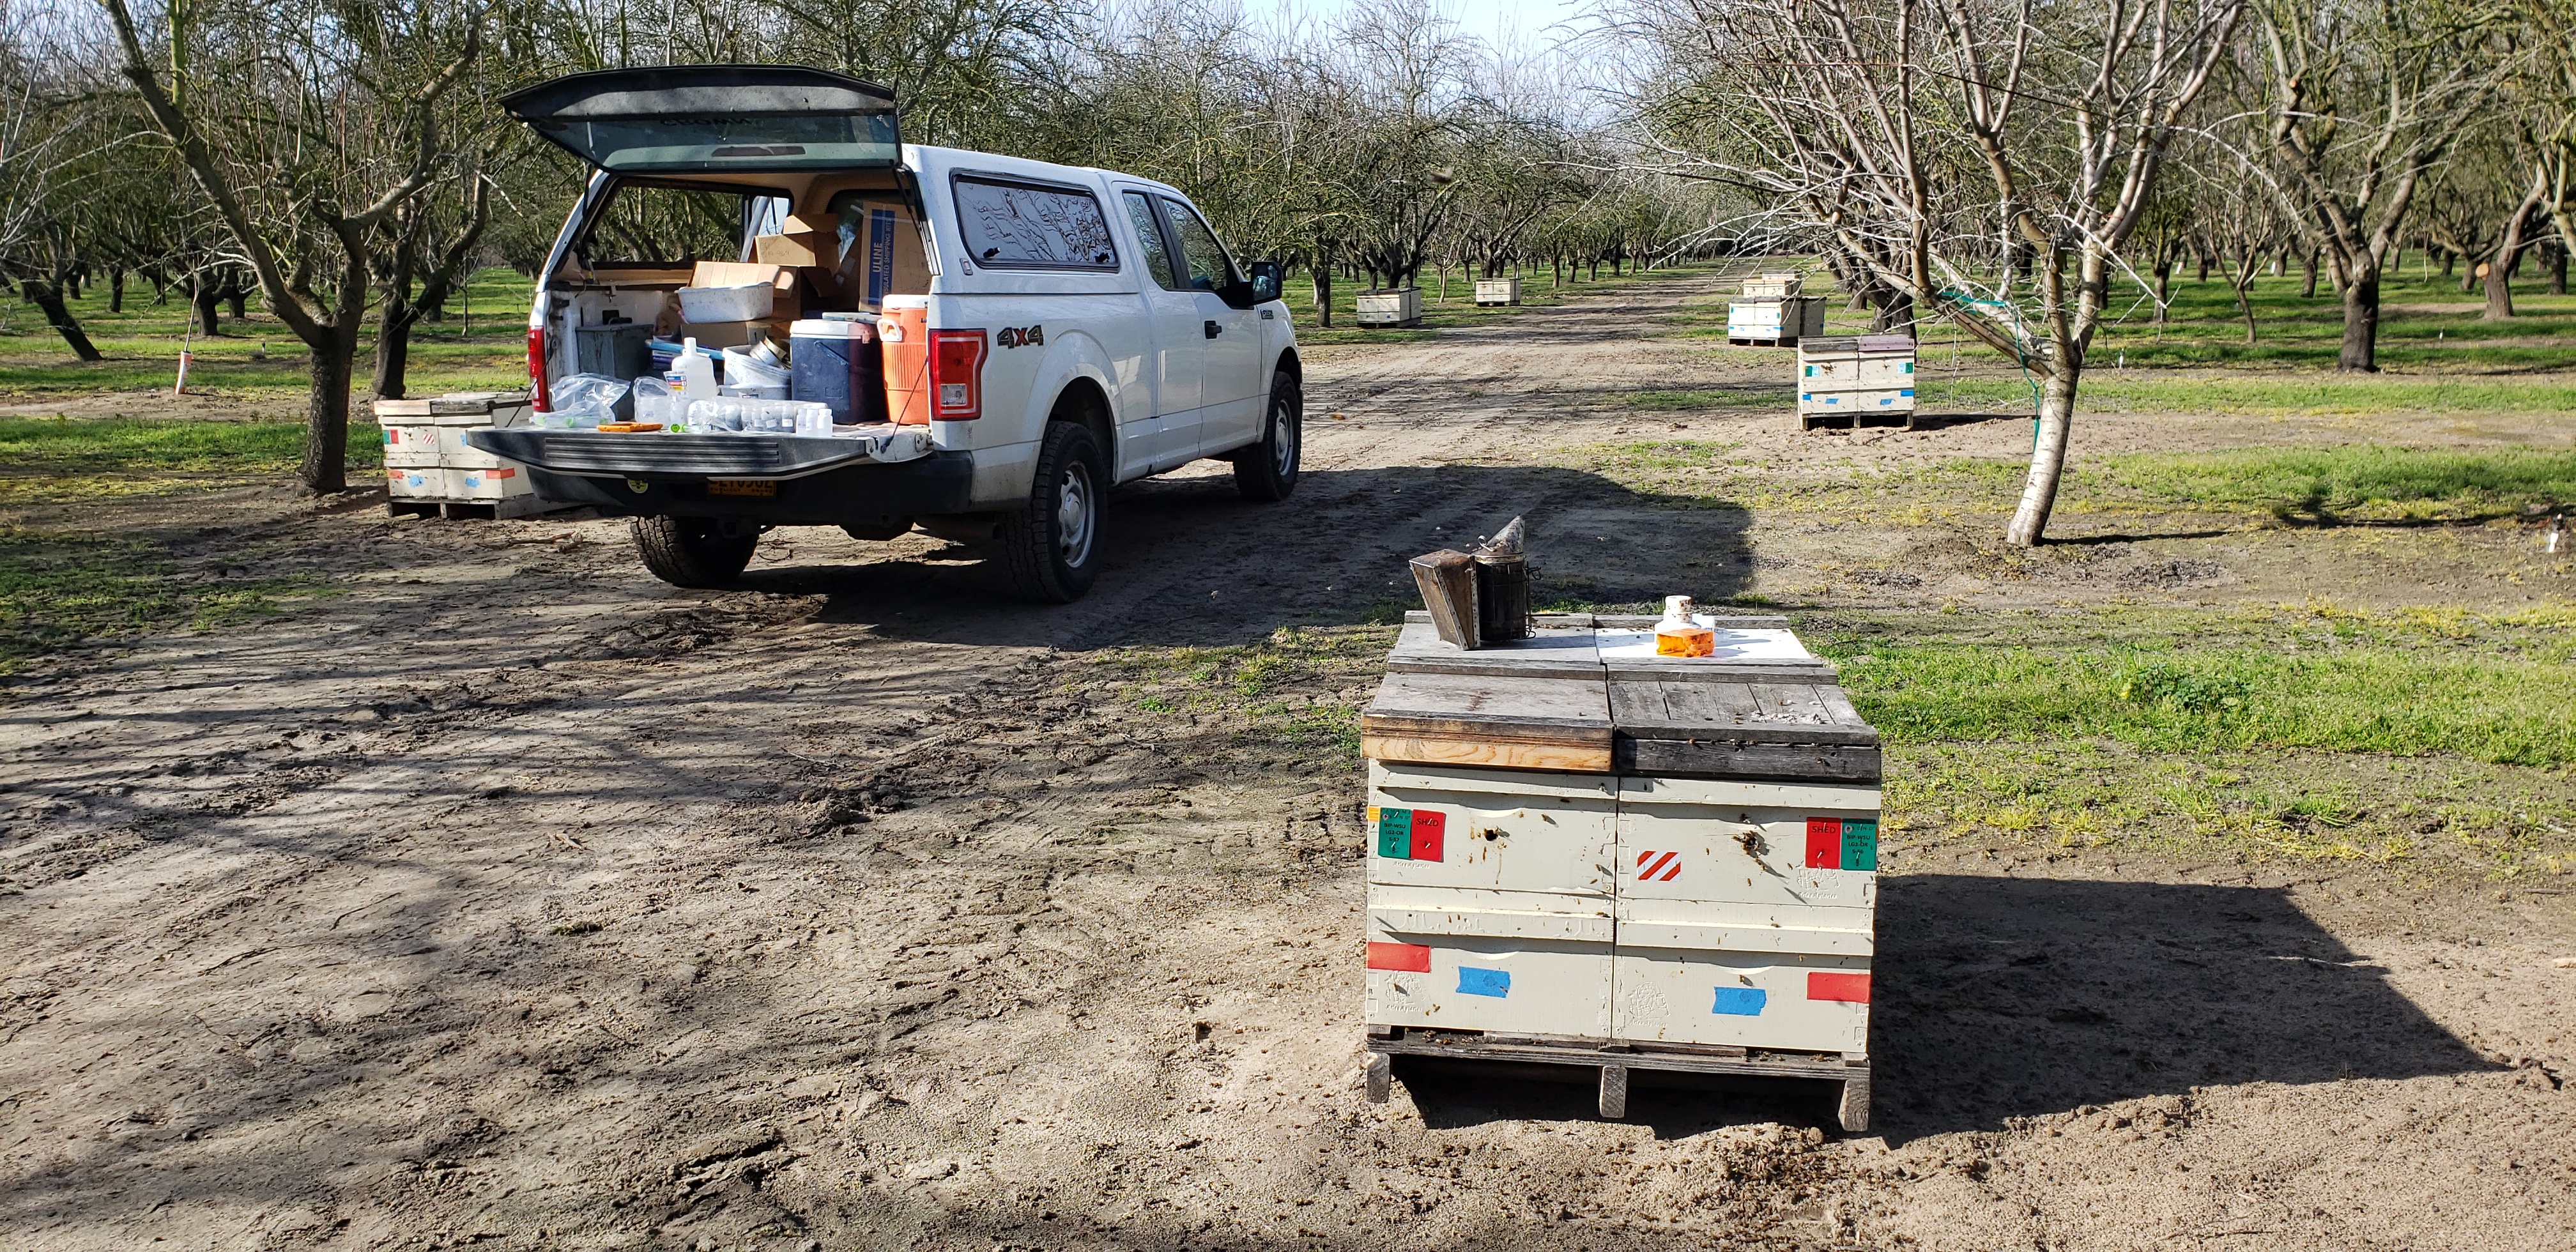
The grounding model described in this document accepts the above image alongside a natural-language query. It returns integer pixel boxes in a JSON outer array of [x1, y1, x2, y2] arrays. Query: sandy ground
[[4, 271, 2574, 1251]]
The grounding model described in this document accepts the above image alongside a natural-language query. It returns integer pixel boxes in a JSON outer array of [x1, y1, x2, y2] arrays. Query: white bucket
[[677, 283, 774, 323]]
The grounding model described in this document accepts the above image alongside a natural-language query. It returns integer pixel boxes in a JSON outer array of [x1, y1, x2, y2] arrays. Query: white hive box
[[1473, 277, 1521, 306], [1742, 272, 1803, 298], [1363, 762, 1618, 1038], [1797, 334, 1919, 429], [1726, 296, 1825, 345], [1355, 287, 1424, 328], [1361, 614, 1882, 1129], [381, 422, 441, 469], [374, 392, 548, 517]]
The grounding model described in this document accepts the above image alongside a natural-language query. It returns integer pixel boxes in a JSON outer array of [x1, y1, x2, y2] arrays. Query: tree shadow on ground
[[730, 463, 1757, 651]]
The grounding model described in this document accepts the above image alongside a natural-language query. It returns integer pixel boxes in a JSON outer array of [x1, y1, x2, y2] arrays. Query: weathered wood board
[[1361, 671, 1613, 773]]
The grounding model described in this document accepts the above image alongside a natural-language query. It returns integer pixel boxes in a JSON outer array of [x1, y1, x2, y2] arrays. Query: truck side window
[[1122, 192, 1180, 290], [1157, 198, 1237, 293], [950, 174, 1118, 270]]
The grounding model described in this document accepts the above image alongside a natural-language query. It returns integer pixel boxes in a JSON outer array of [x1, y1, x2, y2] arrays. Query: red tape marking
[[1407, 809, 1444, 862], [1367, 942, 1432, 973], [1637, 850, 1680, 882], [1805, 817, 1842, 869], [1807, 972, 1871, 1003]]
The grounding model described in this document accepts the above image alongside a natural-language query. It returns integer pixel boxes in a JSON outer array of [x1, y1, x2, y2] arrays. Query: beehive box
[[1361, 613, 1880, 1129], [1797, 334, 1918, 429], [1356, 287, 1424, 328], [1726, 296, 1826, 345], [1742, 272, 1803, 298], [1473, 277, 1522, 307], [374, 393, 550, 518]]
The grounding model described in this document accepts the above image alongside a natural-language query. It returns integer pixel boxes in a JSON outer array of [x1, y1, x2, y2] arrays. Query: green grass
[[0, 415, 383, 504], [0, 527, 335, 673], [1810, 603, 2576, 767], [0, 266, 535, 399], [1284, 260, 1740, 346], [1563, 438, 2576, 523], [1096, 625, 1396, 756]]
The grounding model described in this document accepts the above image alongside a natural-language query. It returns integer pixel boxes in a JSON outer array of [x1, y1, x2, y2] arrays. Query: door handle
[[1204, 319, 1222, 339]]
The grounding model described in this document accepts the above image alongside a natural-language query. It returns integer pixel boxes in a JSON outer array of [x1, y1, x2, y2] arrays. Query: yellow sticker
[[626, 478, 649, 494]]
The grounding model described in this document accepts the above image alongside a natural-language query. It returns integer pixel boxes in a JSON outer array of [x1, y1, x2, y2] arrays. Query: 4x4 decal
[[996, 324, 1044, 349]]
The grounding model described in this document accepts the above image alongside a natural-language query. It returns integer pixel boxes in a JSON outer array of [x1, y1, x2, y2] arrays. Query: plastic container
[[722, 346, 790, 390], [721, 383, 790, 401], [790, 318, 888, 425], [675, 283, 774, 323], [1654, 595, 1716, 657], [631, 375, 677, 426], [687, 398, 832, 436], [664, 336, 719, 413], [879, 296, 931, 425]]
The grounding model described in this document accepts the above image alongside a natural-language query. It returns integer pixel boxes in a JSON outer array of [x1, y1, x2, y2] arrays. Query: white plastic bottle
[[670, 335, 721, 412]]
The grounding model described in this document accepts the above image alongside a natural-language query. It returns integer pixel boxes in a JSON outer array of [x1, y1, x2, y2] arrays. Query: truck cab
[[472, 65, 1303, 602]]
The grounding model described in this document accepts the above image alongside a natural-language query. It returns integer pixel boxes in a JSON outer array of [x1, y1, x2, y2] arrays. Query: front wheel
[[632, 516, 757, 588], [1000, 420, 1105, 603], [1232, 370, 1301, 502]]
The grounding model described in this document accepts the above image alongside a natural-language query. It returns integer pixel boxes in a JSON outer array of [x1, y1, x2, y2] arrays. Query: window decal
[[951, 175, 1117, 271]]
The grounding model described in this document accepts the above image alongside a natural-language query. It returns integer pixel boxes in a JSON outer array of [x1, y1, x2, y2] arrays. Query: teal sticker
[[1457, 966, 1509, 997], [1712, 986, 1767, 1016], [1841, 819, 1878, 872], [1377, 807, 1412, 859]]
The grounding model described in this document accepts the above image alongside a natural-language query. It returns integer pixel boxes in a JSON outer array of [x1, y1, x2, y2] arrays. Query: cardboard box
[[753, 230, 829, 269], [831, 201, 930, 310]]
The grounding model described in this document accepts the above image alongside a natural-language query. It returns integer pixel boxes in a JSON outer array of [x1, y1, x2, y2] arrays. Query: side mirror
[[1248, 261, 1283, 304]]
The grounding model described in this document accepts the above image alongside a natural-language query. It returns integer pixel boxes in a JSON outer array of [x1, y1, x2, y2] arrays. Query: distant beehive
[[1726, 296, 1825, 346], [1797, 334, 1918, 429], [1742, 271, 1803, 298]]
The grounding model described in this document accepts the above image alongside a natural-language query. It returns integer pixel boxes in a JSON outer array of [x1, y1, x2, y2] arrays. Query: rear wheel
[[1000, 420, 1105, 603], [632, 515, 757, 588], [1232, 369, 1301, 502]]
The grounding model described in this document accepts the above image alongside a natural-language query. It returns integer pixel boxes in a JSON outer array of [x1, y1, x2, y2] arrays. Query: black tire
[[632, 515, 757, 588], [1000, 420, 1106, 603], [1232, 369, 1301, 502]]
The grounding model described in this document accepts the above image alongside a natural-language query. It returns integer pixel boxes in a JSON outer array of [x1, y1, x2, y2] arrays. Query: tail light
[[526, 326, 552, 411], [929, 329, 988, 419]]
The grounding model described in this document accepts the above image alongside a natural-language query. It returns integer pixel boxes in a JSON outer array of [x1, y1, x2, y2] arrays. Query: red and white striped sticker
[[1635, 850, 1682, 882]]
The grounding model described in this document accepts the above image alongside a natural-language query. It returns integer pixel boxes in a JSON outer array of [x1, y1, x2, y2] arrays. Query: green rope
[[1936, 287, 2045, 449]]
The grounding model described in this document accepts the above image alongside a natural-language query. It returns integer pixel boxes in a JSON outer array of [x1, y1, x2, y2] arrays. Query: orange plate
[[594, 422, 663, 432]]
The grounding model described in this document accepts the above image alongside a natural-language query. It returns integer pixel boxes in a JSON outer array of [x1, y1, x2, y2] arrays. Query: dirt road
[[4, 271, 2572, 1251]]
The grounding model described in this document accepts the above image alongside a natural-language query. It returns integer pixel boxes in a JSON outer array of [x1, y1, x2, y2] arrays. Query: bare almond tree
[[1618, 0, 2242, 545], [2248, 0, 2504, 369], [98, 0, 481, 492]]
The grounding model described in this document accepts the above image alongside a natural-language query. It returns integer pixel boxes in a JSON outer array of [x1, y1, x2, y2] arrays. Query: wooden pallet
[[1799, 409, 1920, 433], [387, 496, 571, 521], [1728, 335, 1799, 347], [1362, 1026, 1871, 1131]]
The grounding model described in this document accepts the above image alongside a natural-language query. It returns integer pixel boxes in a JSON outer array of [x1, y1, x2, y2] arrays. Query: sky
[[1279, 0, 1591, 52]]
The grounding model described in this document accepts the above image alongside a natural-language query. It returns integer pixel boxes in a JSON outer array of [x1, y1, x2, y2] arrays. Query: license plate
[[707, 479, 776, 498]]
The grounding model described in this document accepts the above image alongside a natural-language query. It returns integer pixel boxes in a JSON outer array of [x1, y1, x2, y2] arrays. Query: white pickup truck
[[471, 65, 1303, 602]]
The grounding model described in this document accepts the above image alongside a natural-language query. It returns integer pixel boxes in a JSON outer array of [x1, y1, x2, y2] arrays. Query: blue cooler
[[791, 318, 887, 426]]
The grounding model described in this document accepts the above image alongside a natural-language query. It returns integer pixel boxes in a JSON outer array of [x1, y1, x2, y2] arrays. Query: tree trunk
[[2300, 249, 2319, 298], [109, 267, 125, 313], [303, 331, 355, 494], [20, 281, 103, 361], [2439, 248, 2455, 277], [227, 289, 247, 320], [2151, 259, 2172, 324], [2194, 252, 2210, 282], [2234, 277, 2258, 343], [2483, 176, 2546, 320], [1871, 290, 1913, 333], [2552, 240, 2570, 296], [1312, 266, 1331, 328], [193, 282, 222, 336], [2337, 266, 2380, 372], [2005, 367, 2079, 546], [372, 310, 417, 399]]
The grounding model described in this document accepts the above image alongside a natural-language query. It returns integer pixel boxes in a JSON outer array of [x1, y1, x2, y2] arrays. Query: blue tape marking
[[1457, 966, 1510, 998], [1712, 986, 1767, 1016], [1900, 388, 1915, 397]]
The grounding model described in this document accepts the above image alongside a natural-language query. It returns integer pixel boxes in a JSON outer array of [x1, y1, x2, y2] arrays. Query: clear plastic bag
[[631, 375, 676, 425], [541, 373, 629, 429]]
